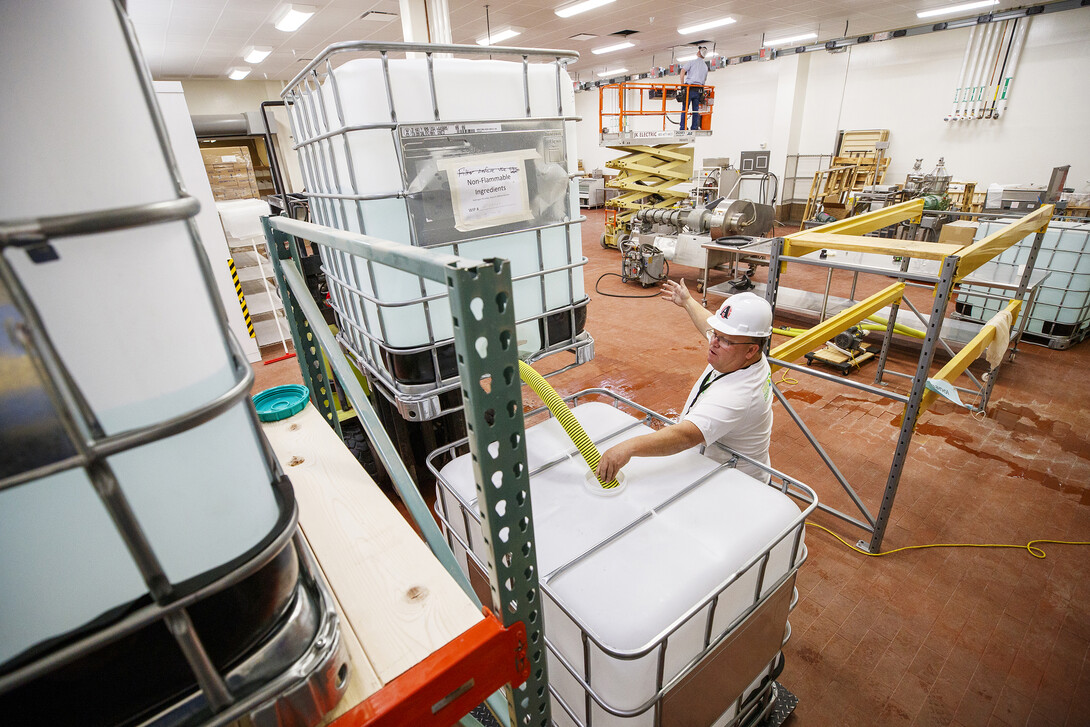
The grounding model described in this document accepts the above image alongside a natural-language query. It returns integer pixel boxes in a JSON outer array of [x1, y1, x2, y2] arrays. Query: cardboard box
[[938, 220, 979, 246]]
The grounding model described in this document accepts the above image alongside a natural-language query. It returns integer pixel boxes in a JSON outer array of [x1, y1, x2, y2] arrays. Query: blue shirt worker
[[679, 46, 710, 130], [596, 282, 775, 484]]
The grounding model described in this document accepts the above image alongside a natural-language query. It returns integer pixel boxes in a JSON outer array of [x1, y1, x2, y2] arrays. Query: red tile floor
[[254, 209, 1090, 726]]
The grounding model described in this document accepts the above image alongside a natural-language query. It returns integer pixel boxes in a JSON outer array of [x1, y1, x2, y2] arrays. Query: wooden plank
[[310, 528, 385, 725], [784, 232, 963, 261], [769, 283, 905, 372], [954, 205, 1053, 282], [917, 299, 1022, 417], [262, 404, 484, 685]]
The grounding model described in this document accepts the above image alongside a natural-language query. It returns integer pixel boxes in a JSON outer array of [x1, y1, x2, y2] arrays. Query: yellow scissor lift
[[758, 199, 1053, 552], [597, 80, 711, 248]]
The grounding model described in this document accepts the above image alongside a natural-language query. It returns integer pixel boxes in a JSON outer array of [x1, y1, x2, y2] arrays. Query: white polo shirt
[[680, 356, 774, 482]]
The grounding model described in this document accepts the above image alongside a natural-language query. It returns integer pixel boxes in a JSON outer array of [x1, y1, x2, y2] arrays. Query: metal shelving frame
[[761, 199, 1053, 552], [262, 213, 550, 727]]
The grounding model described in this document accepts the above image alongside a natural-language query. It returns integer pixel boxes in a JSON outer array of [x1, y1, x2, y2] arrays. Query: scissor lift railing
[[598, 81, 716, 137], [760, 199, 1053, 552], [262, 214, 549, 727]]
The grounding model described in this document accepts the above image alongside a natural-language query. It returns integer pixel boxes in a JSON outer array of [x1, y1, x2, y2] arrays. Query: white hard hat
[[707, 293, 773, 337]]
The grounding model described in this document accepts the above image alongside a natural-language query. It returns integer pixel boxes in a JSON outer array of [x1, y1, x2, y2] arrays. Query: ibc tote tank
[[282, 45, 589, 414]]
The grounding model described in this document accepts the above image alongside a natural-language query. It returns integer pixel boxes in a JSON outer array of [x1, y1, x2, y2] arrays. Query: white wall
[[180, 80, 304, 193], [573, 7, 1090, 194]]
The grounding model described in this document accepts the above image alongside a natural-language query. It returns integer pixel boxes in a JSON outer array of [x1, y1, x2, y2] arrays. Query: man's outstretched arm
[[595, 420, 705, 482], [661, 279, 710, 338]]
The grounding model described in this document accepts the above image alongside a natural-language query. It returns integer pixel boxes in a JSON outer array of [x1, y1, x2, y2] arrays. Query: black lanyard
[[686, 369, 728, 413]]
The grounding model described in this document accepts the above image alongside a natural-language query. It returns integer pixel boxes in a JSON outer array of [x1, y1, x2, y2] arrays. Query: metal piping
[[947, 24, 979, 121], [986, 20, 1017, 119], [964, 20, 996, 120], [979, 20, 1008, 119], [978, 20, 1004, 118], [998, 16, 1031, 118]]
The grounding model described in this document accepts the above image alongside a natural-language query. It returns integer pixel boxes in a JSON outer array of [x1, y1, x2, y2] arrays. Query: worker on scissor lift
[[679, 46, 710, 130], [596, 283, 774, 483]]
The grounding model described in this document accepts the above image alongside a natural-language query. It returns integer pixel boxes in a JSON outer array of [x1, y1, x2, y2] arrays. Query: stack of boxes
[[201, 147, 260, 201]]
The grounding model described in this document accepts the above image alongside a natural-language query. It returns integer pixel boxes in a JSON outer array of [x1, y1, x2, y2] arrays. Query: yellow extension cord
[[808, 521, 1090, 559], [518, 360, 619, 489]]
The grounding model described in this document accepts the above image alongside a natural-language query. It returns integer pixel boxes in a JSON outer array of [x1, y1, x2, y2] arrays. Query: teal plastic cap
[[253, 384, 309, 422]]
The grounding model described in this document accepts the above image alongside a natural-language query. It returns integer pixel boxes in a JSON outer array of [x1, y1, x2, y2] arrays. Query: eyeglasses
[[706, 331, 752, 348]]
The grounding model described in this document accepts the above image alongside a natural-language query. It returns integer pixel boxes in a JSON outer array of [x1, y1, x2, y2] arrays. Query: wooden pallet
[[801, 165, 858, 222]]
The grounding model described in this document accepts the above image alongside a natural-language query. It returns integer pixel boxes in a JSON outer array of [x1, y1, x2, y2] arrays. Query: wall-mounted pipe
[[997, 17, 1031, 119], [957, 21, 990, 120], [967, 20, 1000, 120], [985, 20, 1017, 119], [979, 20, 1009, 119], [947, 24, 979, 121]]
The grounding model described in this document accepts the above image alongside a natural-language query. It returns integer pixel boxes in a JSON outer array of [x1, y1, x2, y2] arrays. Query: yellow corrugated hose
[[518, 360, 619, 489]]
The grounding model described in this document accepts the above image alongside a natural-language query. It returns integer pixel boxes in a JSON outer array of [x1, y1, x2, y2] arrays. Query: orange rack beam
[[329, 609, 529, 727]]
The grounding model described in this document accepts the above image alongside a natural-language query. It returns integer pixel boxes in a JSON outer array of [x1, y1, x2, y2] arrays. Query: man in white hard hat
[[596, 280, 774, 483]]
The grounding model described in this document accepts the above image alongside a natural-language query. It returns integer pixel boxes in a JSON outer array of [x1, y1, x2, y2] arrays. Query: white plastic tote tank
[[284, 49, 586, 389], [0, 0, 289, 705], [435, 400, 813, 726]]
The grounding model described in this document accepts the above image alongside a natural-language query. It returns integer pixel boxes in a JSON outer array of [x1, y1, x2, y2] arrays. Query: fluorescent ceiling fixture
[[678, 16, 735, 35], [597, 68, 628, 77], [274, 4, 316, 32], [555, 0, 616, 19], [476, 28, 522, 46], [916, 0, 998, 18], [228, 67, 252, 80], [592, 41, 634, 55], [243, 46, 272, 63], [763, 32, 817, 47]]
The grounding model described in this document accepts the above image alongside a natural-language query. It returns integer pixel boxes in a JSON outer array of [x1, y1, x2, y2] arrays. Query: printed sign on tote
[[438, 150, 540, 231]]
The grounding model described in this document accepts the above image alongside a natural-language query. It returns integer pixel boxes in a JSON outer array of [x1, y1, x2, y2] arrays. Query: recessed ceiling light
[[243, 46, 272, 64], [274, 4, 316, 33], [569, 33, 598, 41], [228, 67, 252, 80], [597, 68, 628, 77], [592, 41, 634, 55], [763, 32, 817, 47], [917, 0, 998, 18], [555, 0, 616, 19], [360, 10, 398, 23], [678, 17, 735, 35], [477, 28, 522, 46]]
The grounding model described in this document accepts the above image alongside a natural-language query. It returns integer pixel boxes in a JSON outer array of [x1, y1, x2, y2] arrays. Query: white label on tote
[[401, 123, 502, 138], [438, 150, 540, 231]]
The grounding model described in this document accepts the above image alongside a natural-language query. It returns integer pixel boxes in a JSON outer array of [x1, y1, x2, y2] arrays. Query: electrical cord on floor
[[808, 520, 1090, 559], [776, 370, 798, 386], [594, 272, 663, 298]]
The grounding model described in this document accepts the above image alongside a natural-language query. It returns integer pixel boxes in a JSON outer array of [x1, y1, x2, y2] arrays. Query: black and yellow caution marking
[[228, 258, 255, 338]]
